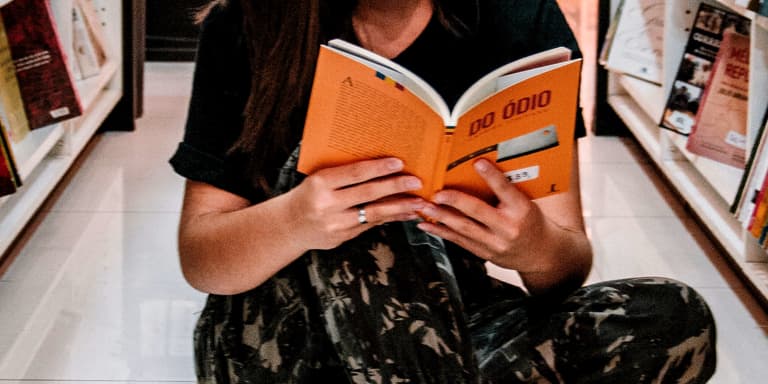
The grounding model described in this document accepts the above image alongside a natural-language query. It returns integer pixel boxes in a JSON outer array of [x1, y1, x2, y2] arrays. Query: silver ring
[[357, 207, 368, 224]]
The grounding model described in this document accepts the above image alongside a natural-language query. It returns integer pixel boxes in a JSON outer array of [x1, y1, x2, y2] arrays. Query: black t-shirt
[[169, 0, 585, 202]]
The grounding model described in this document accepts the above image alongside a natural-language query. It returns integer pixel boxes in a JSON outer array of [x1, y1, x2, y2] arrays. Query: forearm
[[179, 192, 309, 295], [517, 219, 592, 297]]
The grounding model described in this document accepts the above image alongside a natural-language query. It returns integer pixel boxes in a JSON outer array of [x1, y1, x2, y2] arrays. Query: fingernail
[[474, 159, 489, 172], [405, 177, 422, 190], [411, 200, 427, 210], [432, 193, 446, 204], [388, 158, 404, 171]]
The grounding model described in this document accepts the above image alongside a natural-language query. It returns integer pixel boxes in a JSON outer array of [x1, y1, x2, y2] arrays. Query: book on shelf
[[600, 0, 664, 85], [733, 107, 768, 223], [49, 0, 81, 81], [76, 0, 111, 66], [659, 2, 750, 135], [0, 16, 30, 144], [0, 119, 21, 198], [741, 0, 768, 16], [71, 0, 101, 79], [297, 39, 582, 202], [748, 168, 768, 242], [0, 0, 83, 130], [685, 29, 750, 168]]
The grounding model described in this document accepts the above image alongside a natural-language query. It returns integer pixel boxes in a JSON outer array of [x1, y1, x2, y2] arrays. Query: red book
[[686, 29, 750, 168], [1, 0, 82, 130]]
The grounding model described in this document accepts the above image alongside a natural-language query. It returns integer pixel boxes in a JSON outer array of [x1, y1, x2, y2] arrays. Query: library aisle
[[0, 61, 765, 383]]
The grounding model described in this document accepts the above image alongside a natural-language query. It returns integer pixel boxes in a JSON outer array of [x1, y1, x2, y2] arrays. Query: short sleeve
[[168, 3, 258, 199]]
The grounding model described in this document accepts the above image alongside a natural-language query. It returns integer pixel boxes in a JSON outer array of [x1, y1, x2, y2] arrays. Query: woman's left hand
[[417, 158, 558, 273]]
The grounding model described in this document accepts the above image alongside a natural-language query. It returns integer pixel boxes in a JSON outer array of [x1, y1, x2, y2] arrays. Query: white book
[[602, 0, 664, 84], [71, 1, 100, 79]]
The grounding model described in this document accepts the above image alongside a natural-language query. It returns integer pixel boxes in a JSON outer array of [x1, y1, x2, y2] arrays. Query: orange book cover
[[297, 39, 582, 201]]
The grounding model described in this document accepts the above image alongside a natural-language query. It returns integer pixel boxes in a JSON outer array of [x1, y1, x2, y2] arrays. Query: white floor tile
[[580, 161, 680, 218], [0, 382, 194, 384], [48, 161, 185, 213], [577, 136, 643, 164], [0, 210, 205, 380], [698, 288, 768, 383], [585, 216, 733, 288]]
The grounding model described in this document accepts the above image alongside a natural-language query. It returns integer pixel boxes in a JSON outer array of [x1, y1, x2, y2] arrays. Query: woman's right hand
[[286, 157, 426, 250]]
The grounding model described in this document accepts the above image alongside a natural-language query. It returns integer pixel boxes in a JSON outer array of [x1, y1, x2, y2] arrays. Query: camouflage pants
[[193, 220, 716, 384], [192, 149, 716, 383]]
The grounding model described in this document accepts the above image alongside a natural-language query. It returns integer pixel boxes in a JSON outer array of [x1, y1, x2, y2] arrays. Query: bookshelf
[[603, 0, 768, 303], [0, 0, 126, 255]]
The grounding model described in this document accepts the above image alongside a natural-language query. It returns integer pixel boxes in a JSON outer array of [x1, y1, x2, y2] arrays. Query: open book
[[297, 39, 582, 201]]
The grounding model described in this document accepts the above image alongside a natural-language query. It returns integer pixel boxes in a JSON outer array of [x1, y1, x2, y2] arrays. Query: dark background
[[145, 0, 208, 61]]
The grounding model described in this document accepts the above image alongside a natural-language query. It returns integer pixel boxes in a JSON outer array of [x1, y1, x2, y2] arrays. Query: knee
[[628, 277, 715, 334], [602, 277, 717, 382]]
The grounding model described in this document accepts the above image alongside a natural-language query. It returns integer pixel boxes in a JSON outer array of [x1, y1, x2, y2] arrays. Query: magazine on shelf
[[0, 16, 30, 143], [686, 29, 750, 168], [600, 0, 664, 85], [0, 0, 83, 130], [659, 2, 750, 135], [298, 39, 582, 202]]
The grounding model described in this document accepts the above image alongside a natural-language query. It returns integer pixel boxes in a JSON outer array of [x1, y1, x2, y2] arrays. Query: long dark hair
[[200, 0, 478, 193]]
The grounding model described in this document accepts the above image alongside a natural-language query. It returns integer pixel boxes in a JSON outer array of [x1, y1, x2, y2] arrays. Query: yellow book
[[298, 39, 581, 202], [0, 16, 30, 143]]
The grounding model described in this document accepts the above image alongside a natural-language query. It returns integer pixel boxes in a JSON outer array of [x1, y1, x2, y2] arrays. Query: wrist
[[518, 218, 592, 296]]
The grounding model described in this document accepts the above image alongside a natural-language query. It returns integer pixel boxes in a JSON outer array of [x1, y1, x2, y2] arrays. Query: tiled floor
[[1, 4, 768, 382]]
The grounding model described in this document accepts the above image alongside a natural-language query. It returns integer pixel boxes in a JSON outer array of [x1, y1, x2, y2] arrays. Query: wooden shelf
[[0, 0, 124, 257], [609, 92, 768, 302], [10, 123, 65, 181], [603, 0, 768, 306]]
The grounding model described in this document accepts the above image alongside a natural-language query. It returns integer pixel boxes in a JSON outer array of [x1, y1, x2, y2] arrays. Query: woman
[[170, 0, 717, 382]]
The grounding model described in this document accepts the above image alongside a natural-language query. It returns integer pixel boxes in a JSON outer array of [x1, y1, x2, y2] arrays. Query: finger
[[340, 175, 422, 207], [318, 158, 405, 189], [416, 221, 495, 261], [431, 189, 500, 231], [472, 159, 530, 208], [356, 197, 426, 225], [419, 203, 497, 245]]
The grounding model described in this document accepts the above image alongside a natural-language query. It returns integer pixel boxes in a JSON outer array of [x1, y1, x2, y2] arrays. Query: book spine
[[731, 108, 768, 213], [0, 16, 30, 143], [0, 120, 20, 197], [433, 129, 454, 196], [0, 0, 83, 130]]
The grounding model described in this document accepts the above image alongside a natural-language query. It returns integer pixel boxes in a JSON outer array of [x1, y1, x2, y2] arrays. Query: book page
[[444, 60, 582, 201], [298, 46, 445, 196], [450, 47, 572, 123], [328, 40, 449, 121]]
